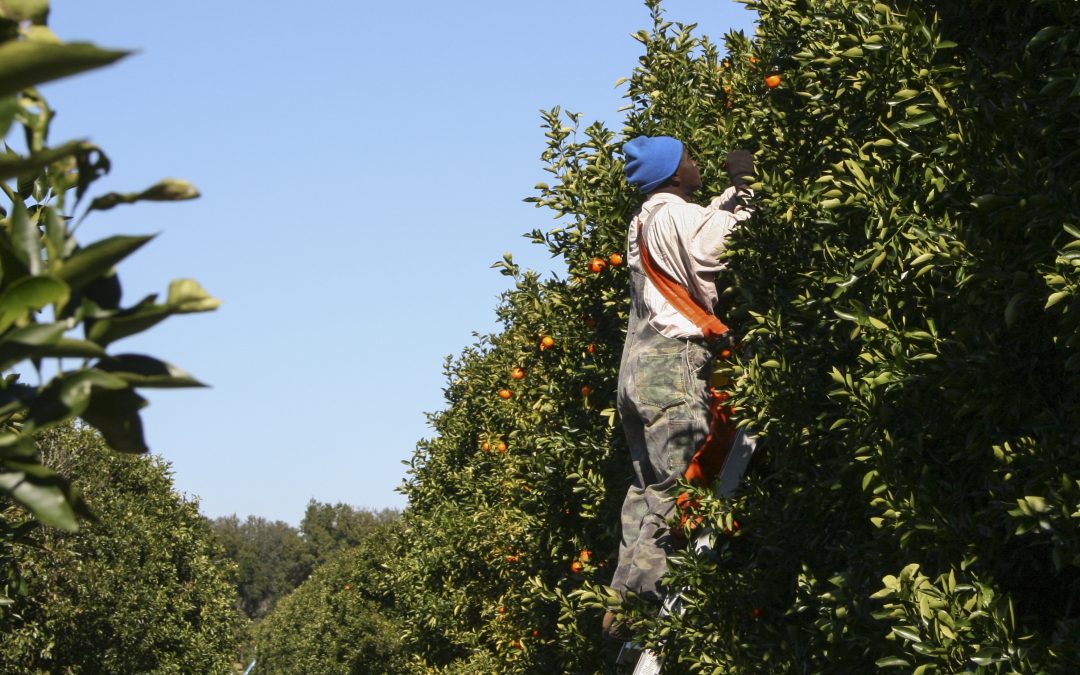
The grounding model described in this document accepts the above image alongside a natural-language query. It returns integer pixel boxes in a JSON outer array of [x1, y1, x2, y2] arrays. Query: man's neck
[[649, 187, 691, 201]]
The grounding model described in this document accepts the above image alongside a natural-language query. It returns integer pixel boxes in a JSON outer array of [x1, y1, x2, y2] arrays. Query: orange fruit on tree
[[532, 630, 540, 638], [499, 606, 507, 615], [765, 73, 781, 88], [587, 343, 597, 354], [580, 385, 592, 397], [510, 367, 525, 380], [749, 55, 758, 65], [498, 389, 512, 400], [495, 441, 508, 453], [481, 441, 491, 452], [579, 549, 592, 563], [588, 257, 607, 273], [608, 252, 623, 266], [540, 335, 555, 350], [570, 560, 584, 574]]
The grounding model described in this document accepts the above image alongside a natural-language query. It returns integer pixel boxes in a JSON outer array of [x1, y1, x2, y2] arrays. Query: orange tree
[[0, 424, 241, 672], [0, 0, 218, 604], [388, 0, 1080, 672]]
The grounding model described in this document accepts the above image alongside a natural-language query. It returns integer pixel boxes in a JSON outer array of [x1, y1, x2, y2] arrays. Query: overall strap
[[637, 207, 731, 341]]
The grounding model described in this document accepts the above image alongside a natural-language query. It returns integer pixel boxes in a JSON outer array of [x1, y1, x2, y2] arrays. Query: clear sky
[[40, 1, 757, 525]]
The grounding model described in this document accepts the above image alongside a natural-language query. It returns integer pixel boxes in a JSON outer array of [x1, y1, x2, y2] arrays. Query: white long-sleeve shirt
[[627, 187, 753, 339]]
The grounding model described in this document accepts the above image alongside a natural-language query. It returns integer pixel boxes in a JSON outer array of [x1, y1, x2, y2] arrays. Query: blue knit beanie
[[623, 135, 684, 193]]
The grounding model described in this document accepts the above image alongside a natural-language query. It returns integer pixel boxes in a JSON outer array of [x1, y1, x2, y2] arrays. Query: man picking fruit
[[603, 135, 755, 641]]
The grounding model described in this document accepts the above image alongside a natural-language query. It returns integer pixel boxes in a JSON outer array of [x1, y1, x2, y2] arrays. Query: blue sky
[[40, 1, 756, 524]]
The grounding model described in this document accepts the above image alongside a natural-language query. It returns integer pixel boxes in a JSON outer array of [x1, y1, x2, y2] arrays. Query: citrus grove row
[[3, 0, 1079, 673]]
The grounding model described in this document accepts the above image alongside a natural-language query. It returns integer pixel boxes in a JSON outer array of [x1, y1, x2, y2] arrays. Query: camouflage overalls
[[610, 209, 716, 602]]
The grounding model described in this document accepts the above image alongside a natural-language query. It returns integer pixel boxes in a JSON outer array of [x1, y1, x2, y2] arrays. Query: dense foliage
[[0, 425, 241, 673], [253, 520, 404, 674], [213, 513, 314, 621], [384, 0, 1080, 673], [213, 501, 398, 619]]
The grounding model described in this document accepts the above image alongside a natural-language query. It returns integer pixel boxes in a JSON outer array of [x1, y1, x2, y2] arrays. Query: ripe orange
[[765, 73, 781, 88], [496, 441, 508, 453], [588, 257, 607, 273], [499, 606, 507, 615], [481, 441, 491, 452], [579, 549, 592, 563], [580, 385, 592, 397], [344, 584, 351, 591], [570, 560, 584, 574], [587, 343, 596, 354], [532, 630, 540, 638], [720, 347, 732, 359], [749, 55, 758, 65], [498, 389, 512, 400], [505, 554, 520, 563], [540, 335, 555, 350], [608, 253, 623, 266], [510, 367, 525, 380]]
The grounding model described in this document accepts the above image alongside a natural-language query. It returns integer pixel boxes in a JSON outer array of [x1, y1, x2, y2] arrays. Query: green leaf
[[971, 647, 999, 666], [1045, 291, 1069, 309], [10, 198, 42, 276], [0, 320, 66, 370], [1004, 292, 1024, 327], [0, 0, 50, 23], [0, 40, 129, 98], [57, 235, 153, 291], [899, 112, 938, 128], [34, 337, 107, 359], [87, 178, 200, 212], [0, 275, 70, 333], [891, 626, 922, 643], [80, 388, 149, 454], [0, 464, 77, 530], [1027, 26, 1063, 50], [0, 94, 18, 138], [167, 278, 220, 313], [875, 656, 911, 667], [0, 140, 86, 181], [28, 368, 129, 427], [86, 303, 170, 346], [96, 354, 206, 388]]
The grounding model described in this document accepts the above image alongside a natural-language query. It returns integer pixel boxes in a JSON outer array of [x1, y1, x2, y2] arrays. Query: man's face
[[675, 147, 702, 193]]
